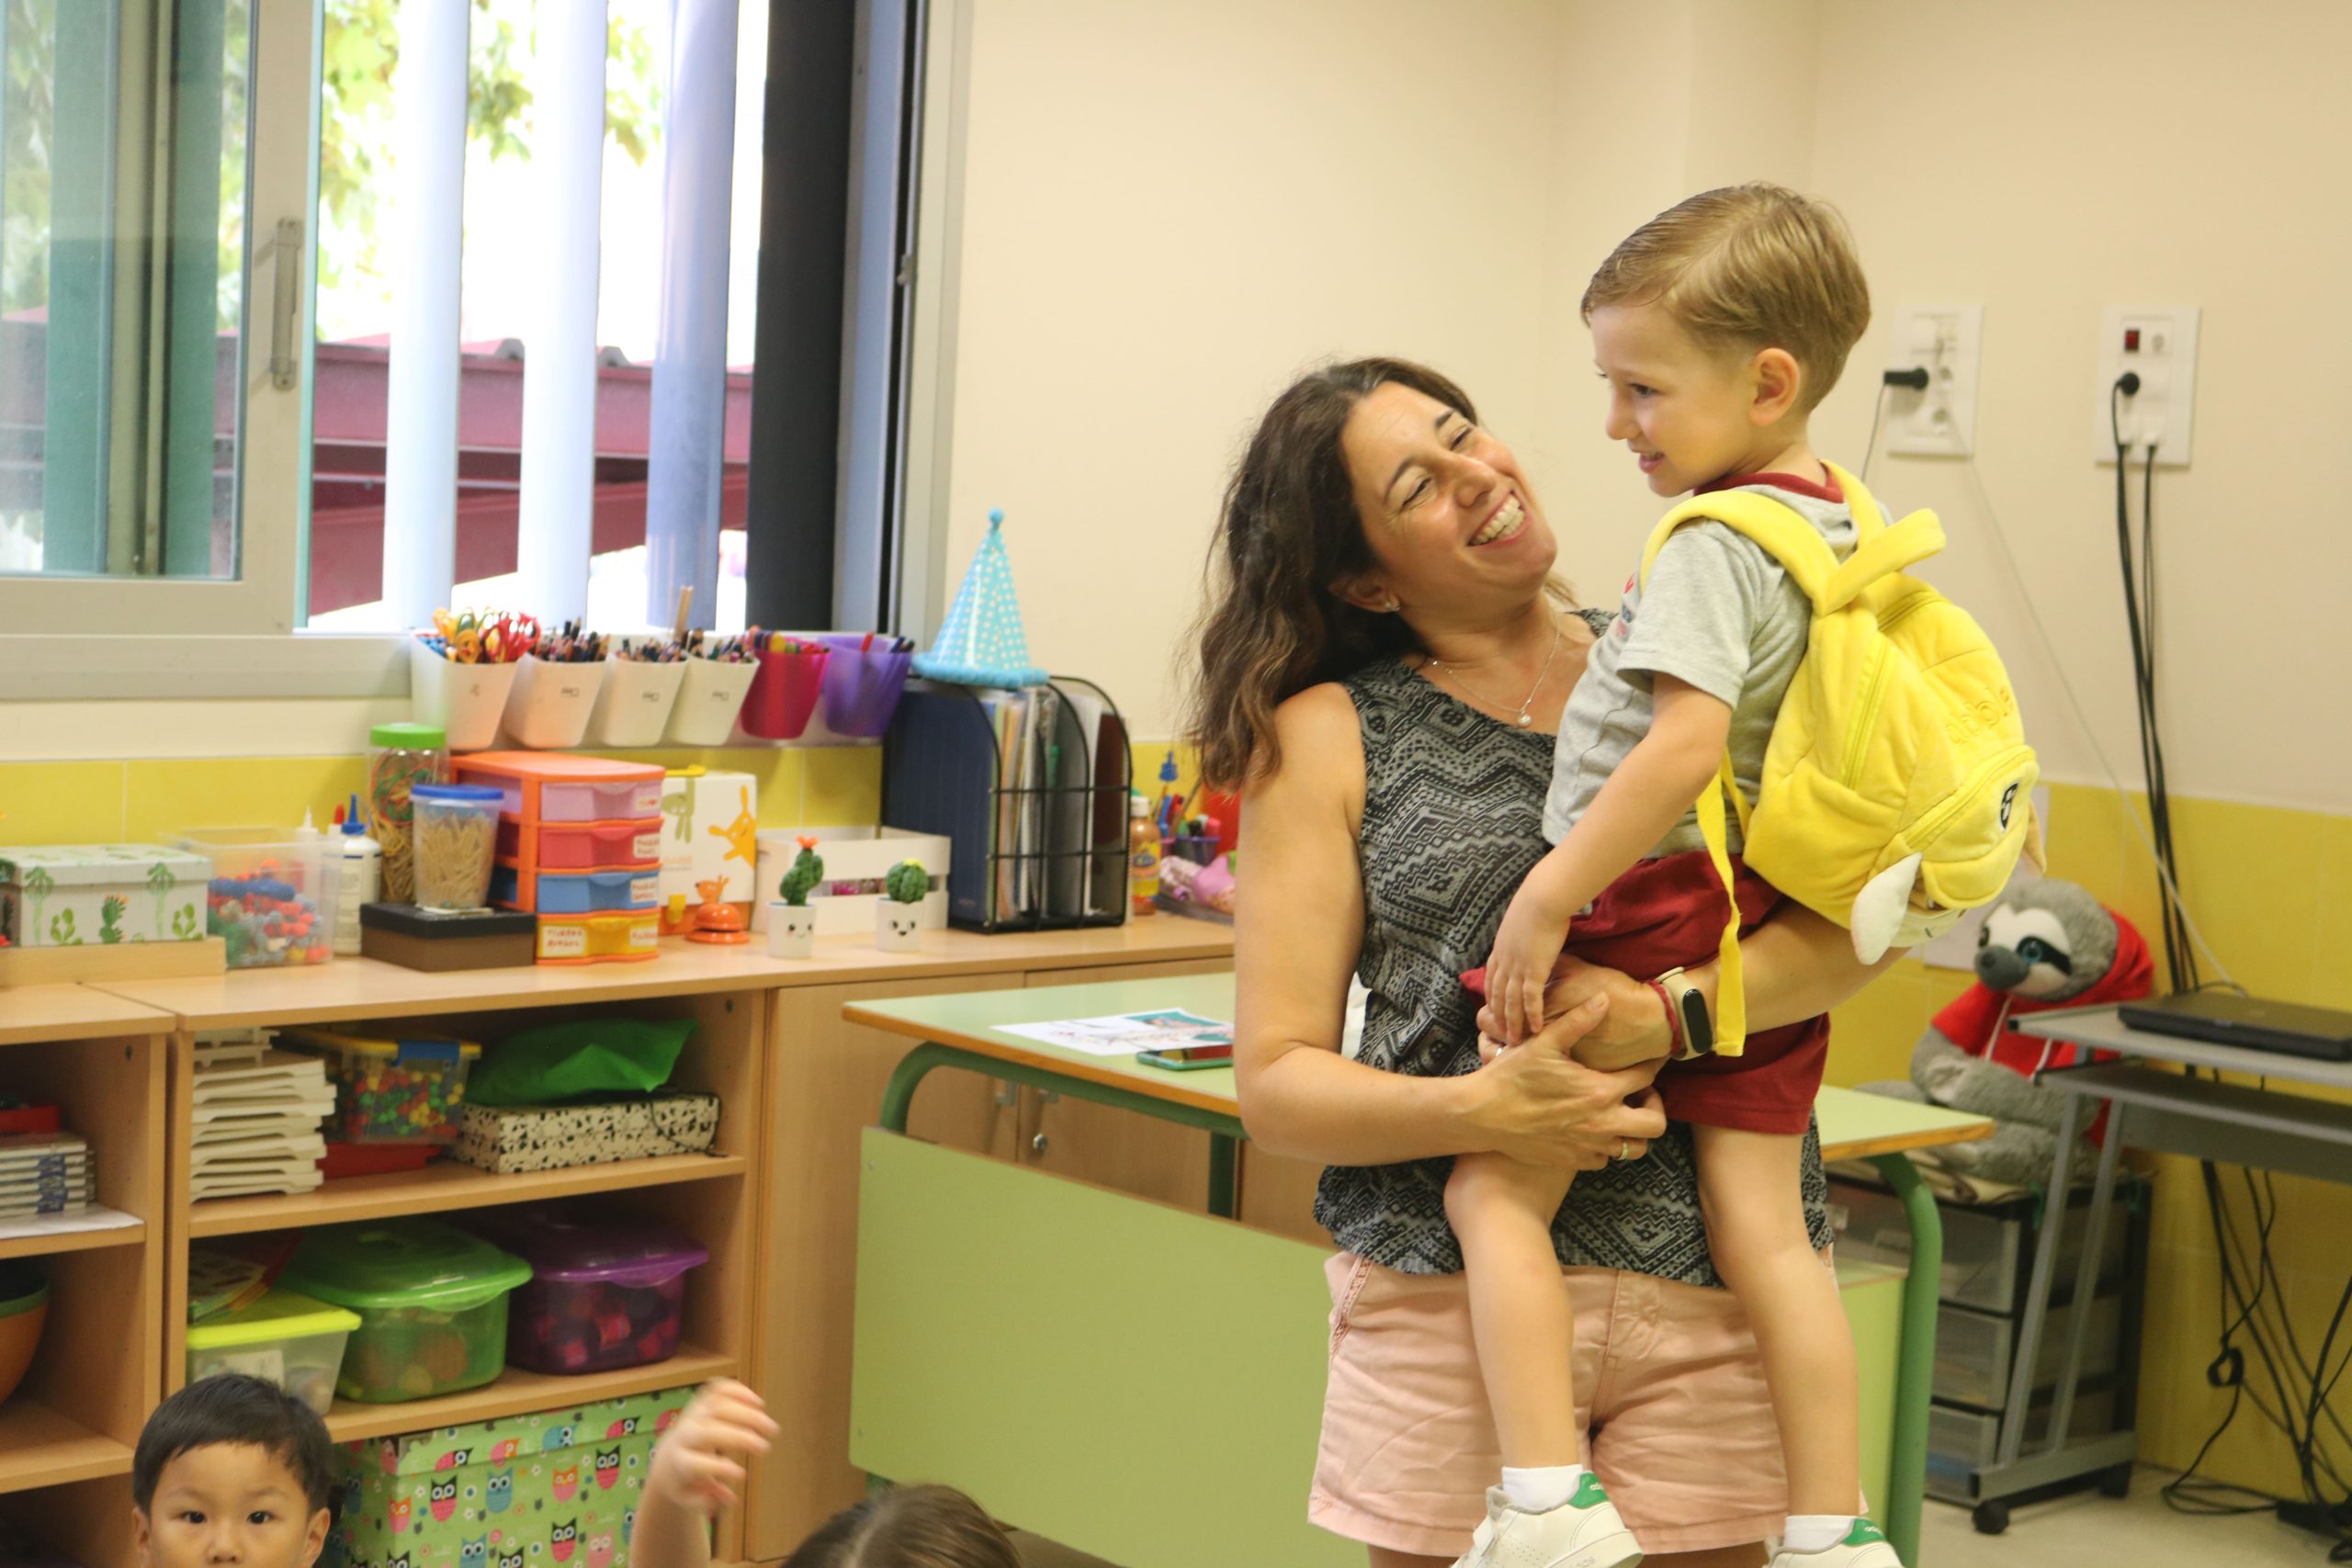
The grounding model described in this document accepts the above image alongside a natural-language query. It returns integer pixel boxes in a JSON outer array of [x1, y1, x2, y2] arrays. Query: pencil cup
[[1167, 835, 1218, 866], [742, 645, 831, 741], [664, 660, 759, 747], [410, 638, 521, 753], [767, 903, 817, 958], [503, 654, 608, 750], [819, 636, 915, 738], [586, 656, 687, 749]]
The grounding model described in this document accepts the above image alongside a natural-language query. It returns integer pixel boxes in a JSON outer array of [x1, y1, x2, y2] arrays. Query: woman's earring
[[1381, 595, 1402, 612]]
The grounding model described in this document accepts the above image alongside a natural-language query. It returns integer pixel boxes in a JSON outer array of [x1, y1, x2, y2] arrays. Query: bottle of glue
[[333, 792, 382, 955]]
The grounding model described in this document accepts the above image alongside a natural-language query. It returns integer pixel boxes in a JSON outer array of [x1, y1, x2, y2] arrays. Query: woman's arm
[[1235, 687, 1668, 1173], [1482, 902, 1898, 1070]]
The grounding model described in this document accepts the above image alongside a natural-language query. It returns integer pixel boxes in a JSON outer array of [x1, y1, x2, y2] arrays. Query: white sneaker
[[1452, 1473, 1643, 1568], [1768, 1518, 1904, 1568]]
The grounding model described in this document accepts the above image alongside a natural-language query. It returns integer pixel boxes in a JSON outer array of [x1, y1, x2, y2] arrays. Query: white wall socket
[[2093, 305, 2199, 468], [1883, 303, 1983, 458]]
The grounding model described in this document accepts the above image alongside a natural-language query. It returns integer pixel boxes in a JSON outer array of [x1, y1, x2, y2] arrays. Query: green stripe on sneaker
[[1570, 1472, 1611, 1510], [1843, 1519, 1888, 1546]]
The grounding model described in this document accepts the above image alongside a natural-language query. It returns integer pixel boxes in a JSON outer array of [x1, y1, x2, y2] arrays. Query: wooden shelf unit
[[0, 1221, 145, 1263], [322, 1345, 737, 1443], [187, 1153, 750, 1237]]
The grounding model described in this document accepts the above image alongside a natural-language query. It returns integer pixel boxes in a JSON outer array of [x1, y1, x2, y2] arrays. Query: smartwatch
[[1653, 967, 1715, 1058]]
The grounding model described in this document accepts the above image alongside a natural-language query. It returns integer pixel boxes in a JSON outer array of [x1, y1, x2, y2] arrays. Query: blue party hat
[[913, 508, 1049, 687]]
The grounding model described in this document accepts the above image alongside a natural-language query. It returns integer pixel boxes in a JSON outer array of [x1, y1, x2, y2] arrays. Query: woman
[[1189, 359, 1888, 1568]]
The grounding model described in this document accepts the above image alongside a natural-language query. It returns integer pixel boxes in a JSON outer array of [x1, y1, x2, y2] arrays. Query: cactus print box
[[451, 1092, 719, 1176], [330, 1386, 693, 1568], [0, 843, 209, 947]]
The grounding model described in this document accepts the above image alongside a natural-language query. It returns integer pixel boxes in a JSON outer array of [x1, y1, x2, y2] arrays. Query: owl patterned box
[[328, 1386, 693, 1568]]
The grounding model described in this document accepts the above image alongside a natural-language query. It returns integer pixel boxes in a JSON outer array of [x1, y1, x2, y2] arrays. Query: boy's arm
[[1487, 676, 1733, 1043]]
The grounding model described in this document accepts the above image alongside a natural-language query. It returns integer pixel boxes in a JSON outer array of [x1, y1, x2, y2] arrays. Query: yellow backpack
[[1639, 462, 2037, 1056]]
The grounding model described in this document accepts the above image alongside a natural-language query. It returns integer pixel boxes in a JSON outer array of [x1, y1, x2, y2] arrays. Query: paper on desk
[[0, 1203, 139, 1243], [997, 1009, 1235, 1057]]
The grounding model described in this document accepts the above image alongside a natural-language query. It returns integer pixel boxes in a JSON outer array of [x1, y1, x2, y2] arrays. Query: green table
[[851, 976, 1987, 1566]]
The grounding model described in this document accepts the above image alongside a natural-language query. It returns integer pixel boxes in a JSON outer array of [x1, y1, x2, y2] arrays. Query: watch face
[[1679, 990, 1713, 1052]]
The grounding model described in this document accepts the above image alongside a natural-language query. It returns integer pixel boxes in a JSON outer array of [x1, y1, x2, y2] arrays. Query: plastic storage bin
[[741, 642, 830, 739], [1828, 1175, 2134, 1314], [185, 1288, 362, 1414], [818, 635, 914, 738], [467, 1205, 709, 1374], [490, 865, 660, 916], [280, 1220, 531, 1403], [1933, 1293, 2122, 1410], [1927, 1388, 2119, 1503], [179, 829, 340, 969], [497, 818, 662, 873], [278, 1028, 483, 1145], [409, 784, 503, 912], [536, 908, 660, 964], [454, 753, 665, 823]]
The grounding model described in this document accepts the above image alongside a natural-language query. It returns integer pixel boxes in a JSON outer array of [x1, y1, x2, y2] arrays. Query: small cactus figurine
[[778, 836, 825, 907], [884, 858, 930, 904]]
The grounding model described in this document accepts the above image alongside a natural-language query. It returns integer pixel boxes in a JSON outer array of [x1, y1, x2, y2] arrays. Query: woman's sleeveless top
[[1314, 613, 1833, 1284]]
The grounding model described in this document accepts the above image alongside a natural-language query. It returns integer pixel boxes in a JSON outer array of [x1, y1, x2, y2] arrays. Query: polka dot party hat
[[912, 507, 1050, 687]]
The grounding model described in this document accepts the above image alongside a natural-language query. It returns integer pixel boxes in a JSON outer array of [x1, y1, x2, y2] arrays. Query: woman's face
[[1338, 381, 1556, 615]]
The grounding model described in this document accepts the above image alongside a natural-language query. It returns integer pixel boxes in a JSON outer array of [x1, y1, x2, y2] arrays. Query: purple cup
[[820, 635, 916, 738]]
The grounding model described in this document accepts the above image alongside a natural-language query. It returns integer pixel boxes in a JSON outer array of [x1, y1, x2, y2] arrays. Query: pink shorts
[[1310, 1249, 1832, 1559]]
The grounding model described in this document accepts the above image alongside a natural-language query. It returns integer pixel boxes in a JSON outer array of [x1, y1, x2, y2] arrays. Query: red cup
[[742, 645, 831, 739]]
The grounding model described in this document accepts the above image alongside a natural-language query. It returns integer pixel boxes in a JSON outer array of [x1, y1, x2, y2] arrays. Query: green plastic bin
[[281, 1220, 531, 1403]]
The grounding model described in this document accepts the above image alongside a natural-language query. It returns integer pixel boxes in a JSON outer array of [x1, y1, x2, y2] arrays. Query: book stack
[[190, 1031, 334, 1201], [0, 1131, 94, 1218]]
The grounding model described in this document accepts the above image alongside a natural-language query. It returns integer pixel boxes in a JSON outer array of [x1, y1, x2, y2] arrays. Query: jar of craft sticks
[[368, 723, 447, 904], [407, 784, 503, 914]]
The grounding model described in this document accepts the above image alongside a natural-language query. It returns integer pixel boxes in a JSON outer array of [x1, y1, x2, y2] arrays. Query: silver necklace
[[1427, 617, 1562, 728]]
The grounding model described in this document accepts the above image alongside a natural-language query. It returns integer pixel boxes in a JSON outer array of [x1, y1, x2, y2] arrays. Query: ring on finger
[[1616, 1139, 1632, 1161]]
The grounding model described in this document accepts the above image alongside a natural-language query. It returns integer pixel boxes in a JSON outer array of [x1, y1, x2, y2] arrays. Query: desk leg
[[1209, 1133, 1238, 1219], [1869, 1151, 1940, 1568], [1996, 1091, 2081, 1468]]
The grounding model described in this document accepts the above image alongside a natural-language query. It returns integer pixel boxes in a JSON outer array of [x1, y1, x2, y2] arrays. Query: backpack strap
[[1694, 756, 1749, 1057]]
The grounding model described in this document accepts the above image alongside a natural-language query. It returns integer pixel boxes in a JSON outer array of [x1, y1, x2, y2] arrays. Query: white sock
[[1781, 1516, 1858, 1553], [1502, 1463, 1587, 1513]]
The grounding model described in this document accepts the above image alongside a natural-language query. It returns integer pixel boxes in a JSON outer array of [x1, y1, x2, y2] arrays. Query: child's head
[[781, 1484, 1019, 1568], [1582, 183, 1870, 495], [133, 1374, 338, 1568]]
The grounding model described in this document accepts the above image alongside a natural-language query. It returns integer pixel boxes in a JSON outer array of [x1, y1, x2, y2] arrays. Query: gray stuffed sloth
[[1857, 880, 2153, 1187]]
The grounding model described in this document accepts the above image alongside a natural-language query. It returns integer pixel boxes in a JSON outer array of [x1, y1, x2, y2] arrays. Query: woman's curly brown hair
[[1182, 357, 1478, 790]]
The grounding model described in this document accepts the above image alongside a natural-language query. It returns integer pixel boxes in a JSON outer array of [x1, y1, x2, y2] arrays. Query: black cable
[[1860, 378, 1896, 484]]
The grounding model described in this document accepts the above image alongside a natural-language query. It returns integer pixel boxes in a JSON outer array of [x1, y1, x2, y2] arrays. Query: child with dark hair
[[635, 1381, 1017, 1568], [133, 1373, 337, 1568]]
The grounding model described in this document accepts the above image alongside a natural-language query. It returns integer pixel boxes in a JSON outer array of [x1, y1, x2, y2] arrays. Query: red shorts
[[1465, 851, 1828, 1135]]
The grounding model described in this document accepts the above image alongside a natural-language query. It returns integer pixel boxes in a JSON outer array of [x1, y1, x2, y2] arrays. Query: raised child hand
[[645, 1380, 780, 1517]]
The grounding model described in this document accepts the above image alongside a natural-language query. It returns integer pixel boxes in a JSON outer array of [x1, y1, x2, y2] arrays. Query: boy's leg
[[1691, 1126, 1860, 1521], [1443, 1152, 1582, 1472]]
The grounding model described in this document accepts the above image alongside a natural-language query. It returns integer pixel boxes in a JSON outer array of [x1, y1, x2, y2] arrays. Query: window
[[0, 0, 918, 692]]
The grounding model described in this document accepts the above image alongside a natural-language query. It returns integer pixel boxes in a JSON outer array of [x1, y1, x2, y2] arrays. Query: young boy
[[1450, 185, 1901, 1568], [133, 1374, 337, 1568]]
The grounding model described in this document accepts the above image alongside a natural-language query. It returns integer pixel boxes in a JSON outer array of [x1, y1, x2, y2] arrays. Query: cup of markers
[[818, 632, 917, 738], [741, 631, 832, 741], [409, 610, 534, 751], [663, 629, 763, 746], [586, 637, 692, 748], [503, 621, 611, 750]]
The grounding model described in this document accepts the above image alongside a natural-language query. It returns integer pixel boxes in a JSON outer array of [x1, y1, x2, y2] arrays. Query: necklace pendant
[[1516, 712, 1533, 728]]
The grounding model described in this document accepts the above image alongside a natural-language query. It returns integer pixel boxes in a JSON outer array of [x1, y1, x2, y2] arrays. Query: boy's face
[[136, 1444, 330, 1568], [1590, 302, 1784, 497]]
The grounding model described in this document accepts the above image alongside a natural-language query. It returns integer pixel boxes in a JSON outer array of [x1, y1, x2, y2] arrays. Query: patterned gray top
[[1314, 609, 1833, 1286]]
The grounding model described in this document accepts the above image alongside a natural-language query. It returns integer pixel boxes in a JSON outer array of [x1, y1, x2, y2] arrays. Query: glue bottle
[[1128, 792, 1161, 918], [333, 792, 382, 955]]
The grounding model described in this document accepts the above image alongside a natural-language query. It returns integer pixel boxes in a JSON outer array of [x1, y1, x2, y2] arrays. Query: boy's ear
[[303, 1506, 334, 1567], [1747, 347, 1804, 426], [133, 1507, 154, 1567]]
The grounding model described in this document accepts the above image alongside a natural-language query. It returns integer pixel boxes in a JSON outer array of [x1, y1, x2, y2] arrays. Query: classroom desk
[[1982, 1006, 2352, 1530], [849, 976, 1989, 1567]]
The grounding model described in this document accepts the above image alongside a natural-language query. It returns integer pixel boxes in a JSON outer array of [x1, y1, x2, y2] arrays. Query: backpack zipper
[[1838, 645, 1891, 790], [1878, 589, 1934, 633], [1906, 742, 2036, 853]]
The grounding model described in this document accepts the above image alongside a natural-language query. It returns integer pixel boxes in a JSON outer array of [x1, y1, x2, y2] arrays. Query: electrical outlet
[[2094, 305, 2199, 467], [1883, 304, 1983, 457]]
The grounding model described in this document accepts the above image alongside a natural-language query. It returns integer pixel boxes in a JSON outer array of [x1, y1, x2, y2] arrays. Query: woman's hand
[[1464, 995, 1668, 1171], [1478, 957, 1672, 1071]]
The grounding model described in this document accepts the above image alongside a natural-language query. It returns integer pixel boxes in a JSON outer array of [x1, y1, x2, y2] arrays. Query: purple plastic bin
[[742, 645, 831, 740], [819, 635, 915, 738], [465, 1203, 709, 1375]]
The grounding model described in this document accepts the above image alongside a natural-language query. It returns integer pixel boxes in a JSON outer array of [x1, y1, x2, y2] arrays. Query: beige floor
[[1010, 1470, 2340, 1565]]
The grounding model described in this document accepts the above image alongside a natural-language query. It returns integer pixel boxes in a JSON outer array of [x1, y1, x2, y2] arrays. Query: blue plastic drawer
[[490, 865, 660, 914]]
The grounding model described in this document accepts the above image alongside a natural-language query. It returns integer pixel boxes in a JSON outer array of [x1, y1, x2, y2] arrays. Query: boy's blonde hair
[[1583, 184, 1870, 412]]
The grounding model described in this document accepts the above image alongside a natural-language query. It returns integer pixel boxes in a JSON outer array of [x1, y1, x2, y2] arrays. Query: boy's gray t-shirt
[[1544, 478, 1858, 856]]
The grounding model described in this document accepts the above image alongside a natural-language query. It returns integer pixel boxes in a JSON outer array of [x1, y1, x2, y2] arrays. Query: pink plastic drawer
[[480, 775, 662, 823], [497, 818, 662, 872]]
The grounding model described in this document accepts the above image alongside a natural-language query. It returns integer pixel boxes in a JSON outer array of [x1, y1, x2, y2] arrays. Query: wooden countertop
[[88, 918, 1235, 1029], [0, 984, 176, 1046]]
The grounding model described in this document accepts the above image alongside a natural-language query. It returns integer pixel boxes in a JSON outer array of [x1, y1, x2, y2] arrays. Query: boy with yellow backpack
[[1450, 186, 2036, 1568]]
